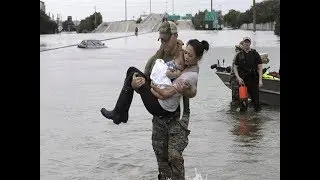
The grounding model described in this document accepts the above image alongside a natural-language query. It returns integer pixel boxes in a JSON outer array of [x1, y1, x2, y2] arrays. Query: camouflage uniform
[[230, 42, 245, 108], [144, 21, 190, 180], [230, 53, 240, 107]]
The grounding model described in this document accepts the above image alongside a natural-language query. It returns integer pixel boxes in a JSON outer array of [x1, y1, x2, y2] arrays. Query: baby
[[165, 49, 186, 81], [150, 49, 186, 89], [150, 49, 187, 120]]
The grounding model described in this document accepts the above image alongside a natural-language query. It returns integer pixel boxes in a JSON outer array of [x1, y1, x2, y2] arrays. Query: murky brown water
[[40, 30, 280, 180]]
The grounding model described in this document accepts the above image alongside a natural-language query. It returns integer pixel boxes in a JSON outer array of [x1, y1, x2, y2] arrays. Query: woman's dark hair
[[186, 39, 209, 58]]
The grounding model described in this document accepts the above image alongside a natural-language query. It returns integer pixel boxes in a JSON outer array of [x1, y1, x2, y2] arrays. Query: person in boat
[[135, 27, 139, 36], [234, 36, 263, 112], [230, 41, 244, 108], [100, 39, 208, 124]]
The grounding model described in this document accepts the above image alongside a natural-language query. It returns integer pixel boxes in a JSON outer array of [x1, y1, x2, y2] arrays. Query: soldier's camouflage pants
[[152, 113, 190, 180], [230, 76, 240, 107]]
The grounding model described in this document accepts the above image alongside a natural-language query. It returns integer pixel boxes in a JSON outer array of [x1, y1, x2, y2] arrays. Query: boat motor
[[211, 64, 218, 69], [263, 66, 270, 74]]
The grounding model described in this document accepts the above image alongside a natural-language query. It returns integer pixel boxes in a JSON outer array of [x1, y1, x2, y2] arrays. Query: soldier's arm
[[232, 52, 239, 64], [234, 65, 241, 80], [150, 88, 165, 100], [254, 51, 263, 82], [144, 54, 157, 77], [233, 54, 241, 80], [182, 86, 197, 98], [258, 64, 263, 82], [151, 84, 177, 100]]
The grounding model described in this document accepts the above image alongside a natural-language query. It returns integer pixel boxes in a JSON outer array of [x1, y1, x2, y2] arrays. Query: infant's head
[[174, 49, 185, 66]]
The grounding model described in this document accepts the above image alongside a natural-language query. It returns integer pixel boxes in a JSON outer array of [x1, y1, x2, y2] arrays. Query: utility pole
[[253, 0, 256, 32], [172, 0, 174, 15], [211, 0, 213, 12], [150, 0, 151, 14], [94, 6, 97, 28], [165, 0, 168, 13], [125, 0, 127, 21]]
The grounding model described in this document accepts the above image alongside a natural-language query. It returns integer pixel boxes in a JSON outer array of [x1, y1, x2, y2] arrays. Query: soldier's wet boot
[[101, 73, 134, 124], [239, 100, 248, 112]]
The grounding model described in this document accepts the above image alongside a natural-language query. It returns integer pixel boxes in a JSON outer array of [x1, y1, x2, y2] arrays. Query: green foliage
[[77, 12, 103, 33], [136, 17, 142, 24], [223, 9, 241, 28], [191, 10, 206, 30], [223, 0, 280, 34], [274, 15, 280, 35], [40, 10, 58, 34], [62, 20, 76, 31]]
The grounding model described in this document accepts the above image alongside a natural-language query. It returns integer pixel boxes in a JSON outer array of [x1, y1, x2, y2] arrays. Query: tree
[[40, 10, 58, 34], [136, 17, 142, 23], [274, 15, 280, 35], [217, 10, 224, 27], [62, 20, 76, 31], [223, 0, 279, 32], [77, 12, 103, 33], [191, 10, 206, 30], [223, 9, 241, 28]]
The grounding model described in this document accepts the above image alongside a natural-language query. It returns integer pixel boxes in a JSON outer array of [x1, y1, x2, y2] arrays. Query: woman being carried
[[100, 39, 209, 124]]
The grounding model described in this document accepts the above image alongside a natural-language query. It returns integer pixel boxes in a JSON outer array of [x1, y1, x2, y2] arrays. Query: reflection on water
[[232, 116, 262, 138], [221, 107, 280, 180]]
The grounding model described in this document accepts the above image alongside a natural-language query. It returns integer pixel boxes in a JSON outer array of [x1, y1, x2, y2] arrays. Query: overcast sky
[[43, 0, 264, 22]]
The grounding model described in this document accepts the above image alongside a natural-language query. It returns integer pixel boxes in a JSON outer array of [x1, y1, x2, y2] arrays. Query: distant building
[[74, 20, 80, 26], [167, 14, 180, 22], [62, 16, 76, 32], [204, 11, 219, 30], [181, 14, 192, 20], [40, 1, 45, 13]]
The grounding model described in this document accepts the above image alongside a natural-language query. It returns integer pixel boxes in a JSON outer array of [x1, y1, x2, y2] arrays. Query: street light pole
[[125, 0, 127, 21], [172, 0, 174, 15], [94, 6, 97, 28], [165, 0, 168, 13], [253, 0, 256, 32]]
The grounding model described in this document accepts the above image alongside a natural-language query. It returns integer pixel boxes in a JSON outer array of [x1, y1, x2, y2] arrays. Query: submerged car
[[77, 40, 107, 48]]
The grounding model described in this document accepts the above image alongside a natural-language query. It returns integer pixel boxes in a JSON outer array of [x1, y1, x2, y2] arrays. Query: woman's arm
[[150, 88, 166, 100], [174, 79, 197, 98], [166, 69, 182, 79], [150, 83, 178, 99]]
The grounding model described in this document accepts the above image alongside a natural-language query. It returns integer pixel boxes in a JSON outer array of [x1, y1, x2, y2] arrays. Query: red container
[[239, 84, 248, 101]]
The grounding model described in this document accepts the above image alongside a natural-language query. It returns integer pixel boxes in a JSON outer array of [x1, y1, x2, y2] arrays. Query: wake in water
[[166, 168, 208, 180], [188, 168, 208, 180]]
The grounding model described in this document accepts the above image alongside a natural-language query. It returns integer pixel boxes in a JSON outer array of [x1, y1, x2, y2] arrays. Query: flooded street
[[40, 30, 280, 180]]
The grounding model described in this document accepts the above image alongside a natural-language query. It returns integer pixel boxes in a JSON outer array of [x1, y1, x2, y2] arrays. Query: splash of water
[[190, 168, 207, 180], [166, 168, 208, 180]]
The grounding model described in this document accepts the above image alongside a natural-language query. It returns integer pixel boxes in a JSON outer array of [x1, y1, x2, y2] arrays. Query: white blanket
[[150, 59, 184, 120], [150, 59, 172, 88]]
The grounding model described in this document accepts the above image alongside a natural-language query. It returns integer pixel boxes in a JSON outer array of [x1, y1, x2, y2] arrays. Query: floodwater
[[40, 30, 280, 180]]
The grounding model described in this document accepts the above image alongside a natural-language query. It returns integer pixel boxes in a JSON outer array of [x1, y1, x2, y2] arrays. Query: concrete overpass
[[94, 14, 195, 33]]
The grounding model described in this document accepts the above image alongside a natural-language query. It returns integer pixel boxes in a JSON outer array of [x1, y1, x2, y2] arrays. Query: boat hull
[[215, 71, 280, 106]]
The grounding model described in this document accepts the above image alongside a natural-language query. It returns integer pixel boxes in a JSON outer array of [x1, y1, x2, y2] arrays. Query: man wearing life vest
[[233, 37, 263, 112]]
